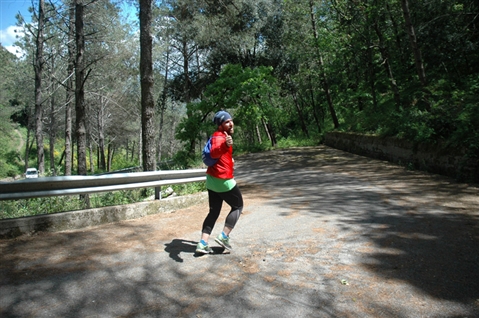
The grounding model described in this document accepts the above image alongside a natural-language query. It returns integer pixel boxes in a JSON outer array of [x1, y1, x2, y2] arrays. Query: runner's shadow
[[164, 239, 228, 262], [164, 239, 198, 262]]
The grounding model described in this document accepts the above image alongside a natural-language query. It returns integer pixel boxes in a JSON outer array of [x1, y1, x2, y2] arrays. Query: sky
[[1, 0, 136, 57], [0, 0, 31, 55]]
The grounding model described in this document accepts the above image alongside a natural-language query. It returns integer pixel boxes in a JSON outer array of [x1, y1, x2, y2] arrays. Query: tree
[[400, 0, 426, 88], [140, 0, 156, 171], [308, 0, 339, 129], [64, 0, 75, 176], [34, 0, 46, 174], [176, 64, 280, 152], [400, 0, 430, 111], [75, 0, 88, 176]]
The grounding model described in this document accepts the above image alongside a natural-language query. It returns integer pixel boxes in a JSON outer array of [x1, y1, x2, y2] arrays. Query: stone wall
[[0, 191, 208, 239], [324, 131, 478, 183]]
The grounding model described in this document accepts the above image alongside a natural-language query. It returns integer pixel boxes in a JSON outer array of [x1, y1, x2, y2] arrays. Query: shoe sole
[[195, 249, 212, 254], [215, 238, 232, 250]]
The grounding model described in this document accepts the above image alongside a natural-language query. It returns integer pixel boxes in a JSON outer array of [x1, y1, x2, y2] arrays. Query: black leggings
[[202, 185, 244, 235]]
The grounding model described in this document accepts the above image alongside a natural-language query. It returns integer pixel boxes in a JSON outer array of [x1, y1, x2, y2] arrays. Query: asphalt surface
[[1, 145, 478, 317]]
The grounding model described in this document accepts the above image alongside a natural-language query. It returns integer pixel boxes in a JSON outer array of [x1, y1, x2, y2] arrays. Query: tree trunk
[[265, 122, 277, 147], [261, 118, 270, 144], [34, 0, 45, 174], [89, 139, 94, 174], [49, 56, 56, 176], [75, 0, 89, 207], [64, 0, 75, 176], [373, 21, 402, 111], [182, 39, 191, 104], [157, 46, 170, 163], [288, 76, 309, 138], [131, 140, 135, 162], [255, 125, 262, 144], [401, 0, 430, 110], [98, 96, 106, 170], [58, 149, 65, 166], [366, 36, 378, 110], [139, 127, 143, 165], [178, 4, 195, 155], [182, 38, 196, 155], [400, 0, 427, 87], [75, 0, 87, 176], [308, 0, 339, 129], [140, 0, 156, 171], [107, 143, 114, 172], [24, 127, 31, 171], [125, 139, 129, 161], [386, 2, 406, 67], [308, 75, 322, 134]]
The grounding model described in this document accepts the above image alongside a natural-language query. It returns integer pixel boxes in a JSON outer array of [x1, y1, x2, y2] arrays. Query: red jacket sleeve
[[209, 133, 228, 158]]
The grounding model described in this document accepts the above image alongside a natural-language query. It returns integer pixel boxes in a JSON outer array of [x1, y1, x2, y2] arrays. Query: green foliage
[[2, 150, 23, 177], [397, 109, 435, 143], [0, 163, 21, 179], [0, 196, 83, 219], [169, 181, 206, 196], [0, 47, 18, 108], [90, 189, 155, 207], [438, 75, 479, 157], [0, 118, 25, 178], [171, 150, 201, 169], [176, 64, 281, 165], [234, 140, 270, 154], [276, 135, 321, 148], [110, 156, 141, 172]]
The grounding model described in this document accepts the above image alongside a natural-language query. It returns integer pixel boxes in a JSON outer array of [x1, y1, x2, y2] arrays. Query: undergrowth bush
[[276, 135, 321, 148], [234, 140, 270, 154], [170, 181, 206, 196], [0, 196, 84, 219]]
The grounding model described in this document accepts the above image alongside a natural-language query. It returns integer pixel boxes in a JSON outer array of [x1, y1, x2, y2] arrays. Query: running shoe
[[215, 234, 232, 250], [195, 241, 213, 254]]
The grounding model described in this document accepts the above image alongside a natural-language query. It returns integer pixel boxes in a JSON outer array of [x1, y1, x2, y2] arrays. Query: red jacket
[[206, 131, 234, 179]]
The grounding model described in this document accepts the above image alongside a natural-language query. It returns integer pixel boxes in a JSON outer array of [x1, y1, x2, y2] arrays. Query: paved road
[[1, 146, 478, 317]]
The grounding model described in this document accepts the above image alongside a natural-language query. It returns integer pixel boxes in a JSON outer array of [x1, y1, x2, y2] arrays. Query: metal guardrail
[[97, 166, 143, 175], [0, 169, 206, 201]]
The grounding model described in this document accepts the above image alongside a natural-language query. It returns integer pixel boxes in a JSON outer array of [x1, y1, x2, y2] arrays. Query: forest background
[[0, 0, 478, 182]]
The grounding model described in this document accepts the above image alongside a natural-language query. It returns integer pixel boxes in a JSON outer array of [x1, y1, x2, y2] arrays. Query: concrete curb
[[0, 191, 208, 239]]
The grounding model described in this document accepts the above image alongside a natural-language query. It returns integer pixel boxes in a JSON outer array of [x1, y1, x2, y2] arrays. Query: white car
[[25, 168, 38, 179]]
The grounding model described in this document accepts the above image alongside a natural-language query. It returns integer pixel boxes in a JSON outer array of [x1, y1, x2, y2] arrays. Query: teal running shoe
[[195, 241, 213, 254], [215, 233, 232, 250]]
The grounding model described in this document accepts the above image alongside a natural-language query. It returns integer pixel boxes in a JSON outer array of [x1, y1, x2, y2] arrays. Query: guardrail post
[[155, 186, 161, 200]]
